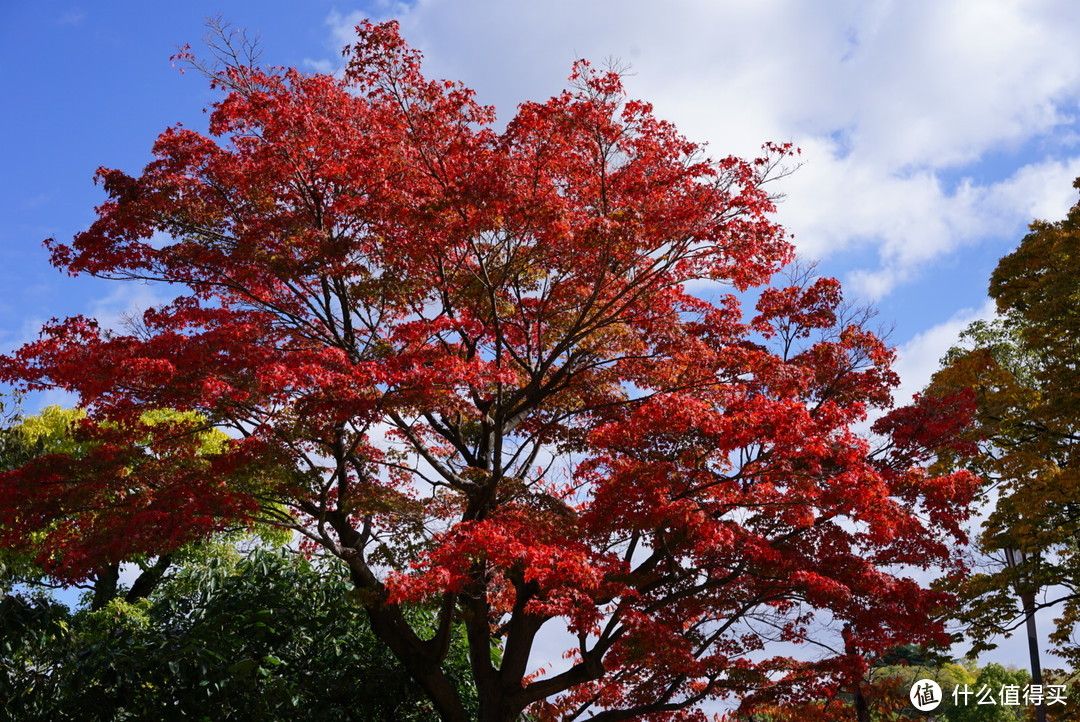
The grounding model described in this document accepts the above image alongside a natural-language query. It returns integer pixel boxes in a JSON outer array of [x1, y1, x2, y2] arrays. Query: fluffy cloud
[[88, 282, 175, 334], [783, 151, 1080, 298], [892, 298, 996, 406], [325, 0, 1080, 300]]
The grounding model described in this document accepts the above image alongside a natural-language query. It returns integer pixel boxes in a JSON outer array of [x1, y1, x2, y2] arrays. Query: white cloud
[[323, 0, 1080, 300], [781, 152, 1080, 299], [834, 1, 1080, 169], [302, 57, 336, 75], [88, 282, 174, 334], [892, 298, 996, 406], [987, 155, 1080, 225], [57, 9, 86, 26]]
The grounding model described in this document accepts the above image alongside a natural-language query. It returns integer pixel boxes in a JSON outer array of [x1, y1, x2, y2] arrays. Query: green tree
[[919, 179, 1080, 668], [0, 546, 477, 721], [944, 663, 1028, 722], [867, 659, 974, 720]]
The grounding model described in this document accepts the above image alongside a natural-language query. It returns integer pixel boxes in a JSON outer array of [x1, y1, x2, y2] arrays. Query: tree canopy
[[0, 21, 978, 721], [920, 178, 1080, 667]]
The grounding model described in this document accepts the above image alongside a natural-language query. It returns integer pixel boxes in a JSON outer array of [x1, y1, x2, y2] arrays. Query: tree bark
[[89, 563, 119, 611], [125, 554, 173, 603]]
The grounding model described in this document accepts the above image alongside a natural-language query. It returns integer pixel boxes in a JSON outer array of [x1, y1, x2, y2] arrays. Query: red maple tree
[[0, 21, 977, 721]]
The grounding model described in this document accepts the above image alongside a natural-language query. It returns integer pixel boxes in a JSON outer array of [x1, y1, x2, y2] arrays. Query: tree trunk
[[125, 554, 173, 602], [89, 563, 119, 611]]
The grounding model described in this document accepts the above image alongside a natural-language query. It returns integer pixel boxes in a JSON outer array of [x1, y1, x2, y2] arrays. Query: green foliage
[[0, 547, 477, 721], [874, 643, 954, 669], [2, 404, 231, 460], [944, 663, 1028, 722], [867, 660, 976, 719]]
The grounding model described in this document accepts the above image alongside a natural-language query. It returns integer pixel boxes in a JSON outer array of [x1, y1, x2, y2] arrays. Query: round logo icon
[[909, 679, 943, 712]]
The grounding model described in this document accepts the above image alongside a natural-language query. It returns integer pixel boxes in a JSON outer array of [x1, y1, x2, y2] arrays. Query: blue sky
[[4, 0, 1080, 684]]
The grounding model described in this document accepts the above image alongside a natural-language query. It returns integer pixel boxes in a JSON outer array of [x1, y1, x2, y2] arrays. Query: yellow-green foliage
[[12, 405, 230, 457], [12, 406, 89, 455]]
